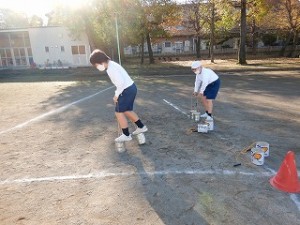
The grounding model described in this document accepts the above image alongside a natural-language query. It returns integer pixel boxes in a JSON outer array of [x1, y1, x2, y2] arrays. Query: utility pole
[[115, 13, 121, 65], [210, 0, 215, 63]]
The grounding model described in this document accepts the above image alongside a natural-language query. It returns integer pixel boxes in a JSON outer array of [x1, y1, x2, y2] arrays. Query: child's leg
[[115, 112, 128, 129], [114, 112, 132, 142], [124, 111, 147, 135], [124, 111, 139, 123], [206, 99, 213, 114], [124, 111, 146, 129], [200, 95, 213, 115], [200, 95, 209, 112]]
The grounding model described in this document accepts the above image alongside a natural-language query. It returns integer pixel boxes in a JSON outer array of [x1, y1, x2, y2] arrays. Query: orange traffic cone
[[270, 151, 300, 193]]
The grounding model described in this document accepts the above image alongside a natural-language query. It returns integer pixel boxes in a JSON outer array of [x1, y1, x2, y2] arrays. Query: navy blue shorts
[[204, 78, 220, 99], [115, 83, 137, 112]]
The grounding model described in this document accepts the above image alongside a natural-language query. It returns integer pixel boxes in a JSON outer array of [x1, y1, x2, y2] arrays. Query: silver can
[[115, 141, 126, 153], [198, 123, 209, 133], [194, 112, 200, 122], [136, 133, 146, 145]]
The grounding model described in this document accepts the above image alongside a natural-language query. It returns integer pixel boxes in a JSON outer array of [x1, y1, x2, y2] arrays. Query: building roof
[[165, 26, 195, 37]]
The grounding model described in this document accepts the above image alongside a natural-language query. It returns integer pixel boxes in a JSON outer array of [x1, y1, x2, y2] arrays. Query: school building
[[0, 26, 91, 69]]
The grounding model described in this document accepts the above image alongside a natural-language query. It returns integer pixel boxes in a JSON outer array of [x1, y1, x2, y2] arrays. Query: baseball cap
[[191, 61, 201, 69]]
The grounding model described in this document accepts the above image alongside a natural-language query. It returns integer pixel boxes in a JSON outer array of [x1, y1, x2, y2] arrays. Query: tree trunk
[[146, 33, 154, 64], [251, 18, 257, 55], [196, 36, 201, 58], [238, 0, 247, 65], [280, 32, 292, 56], [140, 35, 144, 64], [288, 31, 298, 58]]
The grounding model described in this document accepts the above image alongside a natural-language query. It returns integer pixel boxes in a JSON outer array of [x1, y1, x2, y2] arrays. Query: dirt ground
[[0, 59, 300, 225]]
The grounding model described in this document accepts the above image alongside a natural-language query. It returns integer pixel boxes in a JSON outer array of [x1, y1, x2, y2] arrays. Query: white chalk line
[[162, 100, 300, 176], [290, 194, 300, 211], [0, 168, 274, 185], [162, 98, 300, 211], [1, 168, 299, 212], [163, 99, 188, 116], [2, 89, 299, 211], [265, 166, 300, 211], [0, 86, 114, 136]]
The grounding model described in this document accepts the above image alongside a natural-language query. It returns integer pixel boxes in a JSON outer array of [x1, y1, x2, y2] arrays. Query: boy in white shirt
[[191, 60, 220, 120], [90, 49, 147, 142]]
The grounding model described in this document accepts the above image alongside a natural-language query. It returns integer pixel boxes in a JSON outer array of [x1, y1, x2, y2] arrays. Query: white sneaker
[[115, 134, 132, 142], [132, 126, 148, 135], [200, 112, 208, 118]]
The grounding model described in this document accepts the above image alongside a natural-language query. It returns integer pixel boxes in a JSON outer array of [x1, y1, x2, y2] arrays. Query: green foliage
[[41, 0, 298, 56], [215, 0, 239, 35], [29, 15, 43, 27], [0, 8, 29, 28]]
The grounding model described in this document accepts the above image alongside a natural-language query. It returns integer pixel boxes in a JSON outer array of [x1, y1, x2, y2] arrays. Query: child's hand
[[193, 92, 198, 97], [113, 96, 118, 103]]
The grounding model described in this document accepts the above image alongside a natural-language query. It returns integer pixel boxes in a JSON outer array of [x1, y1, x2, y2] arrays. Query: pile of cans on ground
[[189, 109, 213, 133]]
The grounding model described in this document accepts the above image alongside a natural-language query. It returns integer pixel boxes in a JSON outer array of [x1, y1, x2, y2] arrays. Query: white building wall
[[28, 27, 91, 68]]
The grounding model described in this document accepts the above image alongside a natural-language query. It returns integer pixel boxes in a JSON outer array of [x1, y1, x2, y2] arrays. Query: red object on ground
[[270, 151, 300, 193]]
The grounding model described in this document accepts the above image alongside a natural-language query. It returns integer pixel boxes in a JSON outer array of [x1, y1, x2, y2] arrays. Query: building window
[[0, 48, 13, 67], [10, 32, 25, 47], [79, 45, 85, 54], [45, 46, 49, 52], [165, 42, 171, 48], [71, 46, 78, 54], [13, 48, 27, 66], [71, 45, 85, 55], [0, 33, 10, 48], [6, 49, 11, 57], [61, 46, 65, 52]]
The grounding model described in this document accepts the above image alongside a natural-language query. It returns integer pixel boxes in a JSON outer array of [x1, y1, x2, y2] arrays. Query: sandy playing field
[[0, 59, 300, 224]]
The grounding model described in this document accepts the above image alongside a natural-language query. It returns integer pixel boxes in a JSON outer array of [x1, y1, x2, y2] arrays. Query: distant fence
[[127, 45, 300, 58]]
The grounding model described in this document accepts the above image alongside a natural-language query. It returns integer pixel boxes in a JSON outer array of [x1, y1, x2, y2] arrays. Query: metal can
[[136, 133, 146, 145], [194, 112, 200, 122], [251, 147, 265, 166], [115, 141, 126, 153], [206, 117, 214, 131], [256, 141, 269, 157], [190, 110, 197, 119], [197, 123, 209, 133]]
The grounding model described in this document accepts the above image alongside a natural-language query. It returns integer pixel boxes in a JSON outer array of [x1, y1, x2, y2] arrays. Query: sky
[[0, 0, 188, 19], [0, 0, 85, 17]]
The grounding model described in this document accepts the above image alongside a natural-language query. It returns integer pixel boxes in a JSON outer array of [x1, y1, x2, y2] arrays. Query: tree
[[210, 1, 216, 62], [46, 0, 145, 62], [46, 1, 100, 53], [140, 0, 180, 63], [205, 0, 217, 62], [238, 0, 247, 65], [246, 0, 271, 55], [185, 0, 206, 58], [214, 0, 240, 48], [197, 0, 218, 62], [29, 15, 43, 27], [277, 0, 300, 57], [0, 8, 29, 28]]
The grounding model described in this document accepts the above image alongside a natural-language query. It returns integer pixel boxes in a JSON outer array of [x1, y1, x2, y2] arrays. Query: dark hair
[[89, 49, 111, 65]]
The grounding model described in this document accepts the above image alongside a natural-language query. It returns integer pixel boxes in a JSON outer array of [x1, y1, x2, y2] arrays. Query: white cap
[[191, 61, 201, 69]]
